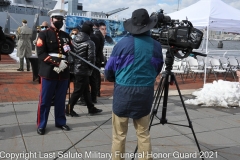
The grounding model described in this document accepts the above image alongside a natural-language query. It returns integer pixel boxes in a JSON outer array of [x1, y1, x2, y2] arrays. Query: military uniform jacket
[[36, 27, 73, 80]]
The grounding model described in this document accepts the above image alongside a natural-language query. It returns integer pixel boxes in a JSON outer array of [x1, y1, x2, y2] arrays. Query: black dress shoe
[[33, 77, 39, 82], [17, 68, 24, 71], [88, 107, 103, 115], [37, 128, 45, 135], [27, 68, 30, 71], [56, 125, 70, 131], [66, 110, 80, 117]]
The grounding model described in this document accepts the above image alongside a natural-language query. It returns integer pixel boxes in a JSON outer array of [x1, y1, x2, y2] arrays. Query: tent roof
[[167, 0, 240, 32]]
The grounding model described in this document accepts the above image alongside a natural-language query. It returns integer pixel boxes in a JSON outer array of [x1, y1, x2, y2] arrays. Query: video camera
[[150, 9, 205, 59]]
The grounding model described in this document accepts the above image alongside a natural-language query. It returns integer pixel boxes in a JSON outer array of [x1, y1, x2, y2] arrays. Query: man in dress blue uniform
[[36, 8, 72, 135]]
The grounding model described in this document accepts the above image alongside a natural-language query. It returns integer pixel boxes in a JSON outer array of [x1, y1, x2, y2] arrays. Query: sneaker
[[88, 107, 102, 115], [66, 110, 80, 117]]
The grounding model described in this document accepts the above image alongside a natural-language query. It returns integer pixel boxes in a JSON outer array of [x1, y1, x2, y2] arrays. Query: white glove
[[59, 60, 68, 71], [53, 67, 61, 74]]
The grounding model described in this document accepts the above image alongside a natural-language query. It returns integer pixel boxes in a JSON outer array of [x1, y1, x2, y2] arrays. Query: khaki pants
[[112, 113, 152, 160]]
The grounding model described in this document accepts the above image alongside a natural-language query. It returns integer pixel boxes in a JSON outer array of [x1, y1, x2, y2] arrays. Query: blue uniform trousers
[[37, 77, 69, 129]]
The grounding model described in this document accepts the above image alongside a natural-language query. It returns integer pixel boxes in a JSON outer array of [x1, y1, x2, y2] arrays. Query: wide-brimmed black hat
[[124, 8, 157, 34]]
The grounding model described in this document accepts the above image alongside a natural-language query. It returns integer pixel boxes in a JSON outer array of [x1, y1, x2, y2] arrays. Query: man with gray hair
[[16, 19, 32, 71]]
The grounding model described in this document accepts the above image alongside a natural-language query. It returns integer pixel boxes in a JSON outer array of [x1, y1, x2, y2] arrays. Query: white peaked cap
[[47, 9, 67, 17]]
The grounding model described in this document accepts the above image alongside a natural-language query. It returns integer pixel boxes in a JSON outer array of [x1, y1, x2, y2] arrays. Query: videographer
[[104, 8, 164, 160]]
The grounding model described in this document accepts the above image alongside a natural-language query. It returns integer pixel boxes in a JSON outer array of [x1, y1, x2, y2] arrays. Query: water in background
[[161, 40, 240, 58], [196, 40, 240, 57]]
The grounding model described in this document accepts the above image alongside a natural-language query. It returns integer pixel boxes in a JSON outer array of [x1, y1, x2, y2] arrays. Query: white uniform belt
[[49, 53, 66, 58]]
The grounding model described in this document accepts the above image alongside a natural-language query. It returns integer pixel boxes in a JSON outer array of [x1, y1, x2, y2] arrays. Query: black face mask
[[53, 21, 63, 29]]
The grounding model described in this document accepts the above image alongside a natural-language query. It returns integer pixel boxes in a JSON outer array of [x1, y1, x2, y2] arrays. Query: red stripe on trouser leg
[[37, 77, 43, 128]]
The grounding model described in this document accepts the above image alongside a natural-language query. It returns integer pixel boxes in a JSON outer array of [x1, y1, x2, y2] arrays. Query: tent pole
[[204, 26, 209, 85], [201, 29, 206, 51]]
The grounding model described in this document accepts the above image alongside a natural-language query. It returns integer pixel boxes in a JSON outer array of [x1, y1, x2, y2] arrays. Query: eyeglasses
[[71, 33, 77, 35], [41, 26, 48, 29]]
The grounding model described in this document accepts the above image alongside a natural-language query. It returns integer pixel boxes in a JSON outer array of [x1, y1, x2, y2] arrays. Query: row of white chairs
[[103, 46, 113, 61], [197, 56, 240, 81], [160, 55, 240, 83]]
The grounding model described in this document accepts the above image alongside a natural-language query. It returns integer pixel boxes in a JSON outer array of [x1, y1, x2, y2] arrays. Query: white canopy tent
[[167, 0, 240, 84], [168, 0, 240, 32]]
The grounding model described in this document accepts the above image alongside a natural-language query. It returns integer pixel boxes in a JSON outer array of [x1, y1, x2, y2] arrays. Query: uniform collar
[[50, 26, 60, 32]]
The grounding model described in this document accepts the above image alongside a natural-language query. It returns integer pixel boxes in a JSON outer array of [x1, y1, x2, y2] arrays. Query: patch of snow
[[185, 80, 240, 108], [9, 49, 19, 62]]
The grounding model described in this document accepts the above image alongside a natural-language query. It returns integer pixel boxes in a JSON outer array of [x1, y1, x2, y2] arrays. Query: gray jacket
[[16, 25, 32, 58]]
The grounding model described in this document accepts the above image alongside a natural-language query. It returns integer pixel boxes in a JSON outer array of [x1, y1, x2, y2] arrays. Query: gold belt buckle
[[58, 54, 62, 58]]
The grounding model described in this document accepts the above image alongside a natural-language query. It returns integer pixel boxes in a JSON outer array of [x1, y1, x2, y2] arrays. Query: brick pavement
[[0, 54, 236, 103]]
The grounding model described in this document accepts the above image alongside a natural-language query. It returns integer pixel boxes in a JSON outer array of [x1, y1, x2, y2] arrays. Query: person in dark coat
[[99, 22, 115, 45], [82, 21, 103, 103], [0, 26, 6, 61], [65, 21, 103, 117], [89, 32, 100, 103], [93, 22, 105, 97], [36, 9, 72, 135]]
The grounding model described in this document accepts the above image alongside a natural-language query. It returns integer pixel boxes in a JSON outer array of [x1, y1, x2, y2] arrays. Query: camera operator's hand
[[53, 67, 61, 74], [59, 60, 68, 71]]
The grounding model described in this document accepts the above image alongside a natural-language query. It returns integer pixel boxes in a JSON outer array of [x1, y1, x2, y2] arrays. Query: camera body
[[151, 10, 203, 58]]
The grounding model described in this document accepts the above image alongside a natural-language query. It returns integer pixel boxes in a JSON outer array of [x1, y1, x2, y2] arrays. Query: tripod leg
[[160, 73, 170, 124], [150, 75, 165, 127], [173, 74, 204, 159]]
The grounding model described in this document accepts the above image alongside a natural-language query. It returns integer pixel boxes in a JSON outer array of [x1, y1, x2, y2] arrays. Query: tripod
[[132, 51, 204, 160]]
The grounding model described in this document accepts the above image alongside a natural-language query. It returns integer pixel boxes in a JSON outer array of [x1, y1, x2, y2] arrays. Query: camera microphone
[[191, 51, 207, 57]]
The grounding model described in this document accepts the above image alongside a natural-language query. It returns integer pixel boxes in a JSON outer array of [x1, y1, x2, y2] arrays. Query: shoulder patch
[[36, 38, 43, 47]]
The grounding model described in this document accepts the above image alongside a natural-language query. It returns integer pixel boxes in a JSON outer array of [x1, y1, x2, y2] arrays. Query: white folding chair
[[210, 58, 227, 80], [235, 57, 240, 67], [219, 57, 230, 70], [186, 58, 205, 81], [196, 56, 205, 69], [172, 60, 185, 83], [226, 58, 239, 81]]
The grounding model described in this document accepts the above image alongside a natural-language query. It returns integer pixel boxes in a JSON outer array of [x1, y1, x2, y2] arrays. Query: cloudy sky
[[72, 0, 240, 19]]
